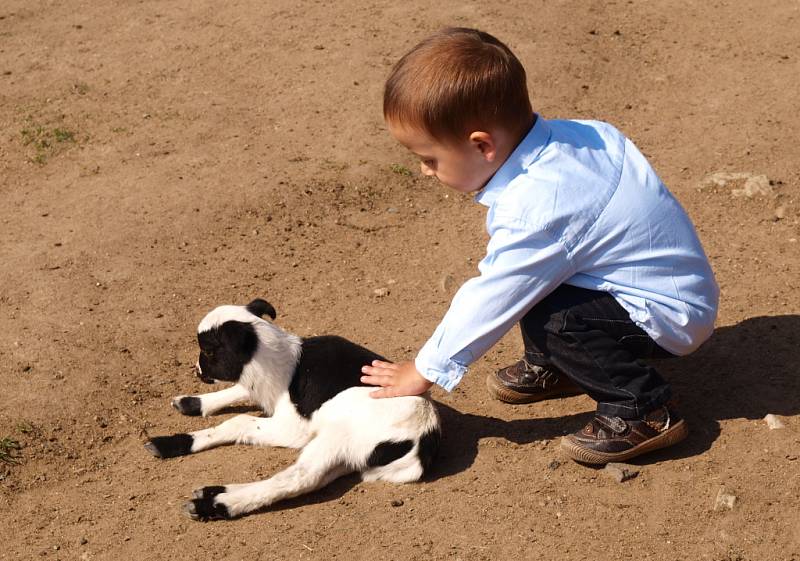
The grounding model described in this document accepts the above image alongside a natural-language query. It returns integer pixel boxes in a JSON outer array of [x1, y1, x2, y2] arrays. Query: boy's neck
[[493, 113, 537, 171]]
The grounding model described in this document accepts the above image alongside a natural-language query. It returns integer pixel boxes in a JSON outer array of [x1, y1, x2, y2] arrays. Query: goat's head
[[194, 299, 277, 384]]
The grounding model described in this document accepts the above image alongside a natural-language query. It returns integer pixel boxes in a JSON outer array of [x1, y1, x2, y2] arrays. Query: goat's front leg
[[171, 384, 251, 417], [144, 412, 310, 459]]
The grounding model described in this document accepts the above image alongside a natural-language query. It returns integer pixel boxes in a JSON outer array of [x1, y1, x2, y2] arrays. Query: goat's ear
[[246, 298, 276, 320]]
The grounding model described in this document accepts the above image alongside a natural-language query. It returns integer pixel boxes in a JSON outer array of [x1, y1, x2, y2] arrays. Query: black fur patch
[[185, 497, 231, 521], [144, 434, 194, 459], [246, 298, 276, 320], [194, 485, 226, 500], [197, 321, 259, 383], [417, 428, 440, 472], [366, 440, 414, 467], [174, 396, 202, 416], [288, 336, 385, 418]]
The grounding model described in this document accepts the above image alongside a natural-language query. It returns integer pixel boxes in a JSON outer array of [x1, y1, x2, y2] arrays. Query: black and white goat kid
[[144, 299, 440, 521]]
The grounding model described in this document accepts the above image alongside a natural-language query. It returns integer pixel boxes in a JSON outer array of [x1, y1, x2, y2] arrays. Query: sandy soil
[[1, 1, 799, 560]]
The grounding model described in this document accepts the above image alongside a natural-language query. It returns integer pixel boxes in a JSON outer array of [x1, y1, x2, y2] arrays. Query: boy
[[360, 28, 718, 464]]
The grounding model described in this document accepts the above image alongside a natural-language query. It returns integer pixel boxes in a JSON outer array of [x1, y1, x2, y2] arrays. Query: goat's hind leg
[[184, 436, 351, 520], [171, 383, 250, 417]]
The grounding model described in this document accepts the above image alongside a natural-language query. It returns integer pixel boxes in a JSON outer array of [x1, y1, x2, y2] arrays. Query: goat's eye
[[202, 349, 215, 358]]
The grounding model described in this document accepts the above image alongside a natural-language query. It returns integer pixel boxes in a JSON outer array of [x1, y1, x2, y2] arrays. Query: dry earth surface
[[1, 1, 799, 560]]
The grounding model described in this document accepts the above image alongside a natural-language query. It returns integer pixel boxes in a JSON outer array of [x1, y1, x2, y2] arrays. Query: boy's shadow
[[429, 314, 800, 473], [645, 314, 800, 462]]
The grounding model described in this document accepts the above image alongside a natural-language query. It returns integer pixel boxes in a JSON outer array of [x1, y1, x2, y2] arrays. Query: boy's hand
[[360, 360, 433, 398]]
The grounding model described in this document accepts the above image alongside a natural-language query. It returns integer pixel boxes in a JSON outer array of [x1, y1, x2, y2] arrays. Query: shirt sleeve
[[415, 215, 574, 391]]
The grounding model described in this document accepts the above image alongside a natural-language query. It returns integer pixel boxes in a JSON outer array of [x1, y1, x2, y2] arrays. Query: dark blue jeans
[[520, 284, 674, 419]]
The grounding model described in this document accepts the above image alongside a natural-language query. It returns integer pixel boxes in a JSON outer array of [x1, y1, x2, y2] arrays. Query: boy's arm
[[363, 215, 573, 397]]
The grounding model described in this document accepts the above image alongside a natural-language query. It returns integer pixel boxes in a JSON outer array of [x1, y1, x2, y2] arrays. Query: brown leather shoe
[[486, 359, 583, 404], [560, 405, 688, 464]]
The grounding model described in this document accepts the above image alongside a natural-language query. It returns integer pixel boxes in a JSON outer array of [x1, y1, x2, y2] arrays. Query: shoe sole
[[485, 372, 584, 404], [560, 419, 689, 465]]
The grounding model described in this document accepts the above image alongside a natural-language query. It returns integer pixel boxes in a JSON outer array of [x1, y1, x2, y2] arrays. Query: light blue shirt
[[415, 116, 719, 391]]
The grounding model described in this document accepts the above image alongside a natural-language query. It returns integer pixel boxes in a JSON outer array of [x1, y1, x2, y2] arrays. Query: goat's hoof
[[172, 396, 202, 416], [143, 434, 193, 459], [183, 497, 231, 521]]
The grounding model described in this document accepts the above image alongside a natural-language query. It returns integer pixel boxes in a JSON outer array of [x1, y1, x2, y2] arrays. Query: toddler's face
[[387, 121, 499, 193]]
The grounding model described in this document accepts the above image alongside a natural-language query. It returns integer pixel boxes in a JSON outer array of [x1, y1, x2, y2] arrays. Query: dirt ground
[[1, 1, 799, 559]]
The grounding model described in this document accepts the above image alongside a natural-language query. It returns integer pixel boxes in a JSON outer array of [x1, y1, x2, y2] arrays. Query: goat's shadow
[[220, 315, 800, 510]]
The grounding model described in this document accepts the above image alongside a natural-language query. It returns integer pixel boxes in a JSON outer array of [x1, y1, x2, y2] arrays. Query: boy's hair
[[384, 27, 532, 143]]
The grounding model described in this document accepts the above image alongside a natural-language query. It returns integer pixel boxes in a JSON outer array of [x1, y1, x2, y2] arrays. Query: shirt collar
[[475, 114, 551, 207]]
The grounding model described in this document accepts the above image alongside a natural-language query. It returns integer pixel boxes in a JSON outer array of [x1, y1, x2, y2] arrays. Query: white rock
[[603, 462, 639, 483], [373, 287, 389, 298], [714, 488, 737, 511], [764, 414, 785, 430], [701, 172, 774, 198]]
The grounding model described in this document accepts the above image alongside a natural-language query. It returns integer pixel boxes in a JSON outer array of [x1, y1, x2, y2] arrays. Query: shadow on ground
[[219, 315, 800, 512], [432, 314, 800, 472]]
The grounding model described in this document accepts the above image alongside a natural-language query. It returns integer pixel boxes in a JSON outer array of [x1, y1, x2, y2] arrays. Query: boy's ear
[[468, 131, 497, 162]]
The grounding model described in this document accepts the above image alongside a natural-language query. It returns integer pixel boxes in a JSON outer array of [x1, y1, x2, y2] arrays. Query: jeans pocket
[[618, 333, 656, 358]]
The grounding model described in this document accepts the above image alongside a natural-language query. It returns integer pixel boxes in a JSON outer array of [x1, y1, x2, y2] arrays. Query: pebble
[[79, 537, 88, 545], [547, 459, 561, 470], [387, 207, 399, 214], [714, 488, 737, 511], [373, 287, 389, 298], [390, 499, 404, 507], [603, 462, 640, 483], [440, 274, 456, 293], [764, 413, 785, 430]]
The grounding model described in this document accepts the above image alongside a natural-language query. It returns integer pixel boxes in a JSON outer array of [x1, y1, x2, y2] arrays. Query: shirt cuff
[[414, 355, 468, 392]]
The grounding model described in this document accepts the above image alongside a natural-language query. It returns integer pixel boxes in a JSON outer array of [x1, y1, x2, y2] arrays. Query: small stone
[[714, 488, 736, 511], [390, 499, 404, 507], [79, 537, 88, 545], [440, 274, 456, 293], [603, 462, 639, 483], [764, 414, 785, 430], [547, 459, 561, 470], [773, 206, 786, 220], [373, 287, 389, 298], [386, 207, 399, 214]]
